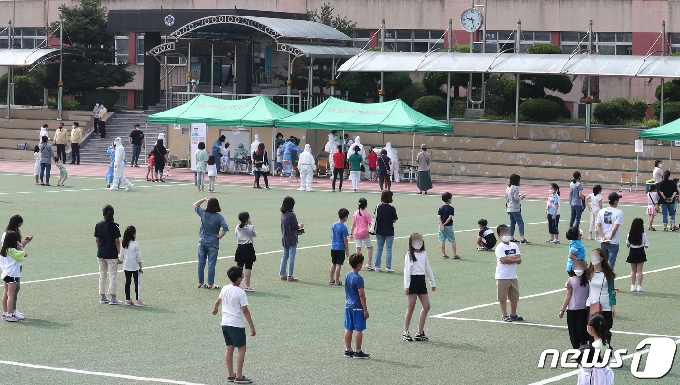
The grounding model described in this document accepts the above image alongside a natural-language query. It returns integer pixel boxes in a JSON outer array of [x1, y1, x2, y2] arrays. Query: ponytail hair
[[407, 233, 424, 262], [0, 231, 19, 257], [573, 171, 581, 183], [551, 182, 560, 196], [122, 225, 136, 249], [587, 314, 612, 346], [102, 205, 114, 229], [238, 212, 250, 228], [358, 198, 367, 215]]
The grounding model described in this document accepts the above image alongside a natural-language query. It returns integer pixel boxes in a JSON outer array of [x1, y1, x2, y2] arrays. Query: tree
[[522, 44, 573, 98], [307, 2, 357, 37], [35, 0, 134, 104]]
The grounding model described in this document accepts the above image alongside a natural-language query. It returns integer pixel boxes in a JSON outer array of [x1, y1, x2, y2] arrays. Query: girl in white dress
[[33, 145, 41, 185]]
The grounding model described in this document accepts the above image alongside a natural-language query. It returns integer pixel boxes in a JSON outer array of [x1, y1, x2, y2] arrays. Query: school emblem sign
[[164, 15, 175, 27]]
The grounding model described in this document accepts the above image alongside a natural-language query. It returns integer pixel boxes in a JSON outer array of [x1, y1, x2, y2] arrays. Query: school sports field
[[0, 171, 678, 385]]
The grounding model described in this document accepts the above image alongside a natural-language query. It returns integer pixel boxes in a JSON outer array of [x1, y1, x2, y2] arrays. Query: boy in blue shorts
[[438, 192, 459, 259], [212, 266, 256, 384], [344, 253, 370, 359], [330, 208, 350, 286]]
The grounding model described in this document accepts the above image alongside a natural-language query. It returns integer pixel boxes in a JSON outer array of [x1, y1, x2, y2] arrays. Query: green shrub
[[0, 74, 44, 105], [396, 83, 426, 106], [47, 98, 82, 110], [542, 95, 571, 119], [594, 97, 648, 125], [85, 89, 120, 111], [518, 98, 563, 122], [413, 95, 446, 118], [450, 97, 467, 117], [652, 100, 680, 123]]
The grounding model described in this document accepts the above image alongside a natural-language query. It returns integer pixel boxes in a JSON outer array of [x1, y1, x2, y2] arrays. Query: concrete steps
[[78, 112, 167, 164]]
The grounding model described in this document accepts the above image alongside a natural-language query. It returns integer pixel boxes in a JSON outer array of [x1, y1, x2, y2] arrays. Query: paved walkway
[[0, 160, 647, 205]]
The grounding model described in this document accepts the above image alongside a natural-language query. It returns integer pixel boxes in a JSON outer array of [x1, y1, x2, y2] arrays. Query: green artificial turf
[[0, 172, 678, 384]]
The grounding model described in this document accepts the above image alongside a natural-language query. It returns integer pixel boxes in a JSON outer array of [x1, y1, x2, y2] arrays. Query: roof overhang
[[0, 49, 61, 66], [338, 51, 680, 78], [277, 43, 362, 59]]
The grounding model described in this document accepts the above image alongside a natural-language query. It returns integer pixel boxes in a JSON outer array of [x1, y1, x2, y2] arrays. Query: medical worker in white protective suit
[[298, 144, 315, 191], [353, 136, 366, 179], [250, 134, 261, 155], [109, 137, 134, 191], [385, 141, 400, 182], [324, 133, 339, 170]]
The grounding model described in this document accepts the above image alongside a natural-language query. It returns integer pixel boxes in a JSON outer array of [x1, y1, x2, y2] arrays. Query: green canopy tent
[[146, 94, 294, 126], [638, 118, 680, 165], [274, 97, 453, 163]]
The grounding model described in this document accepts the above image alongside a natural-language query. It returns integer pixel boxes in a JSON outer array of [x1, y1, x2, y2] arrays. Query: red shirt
[[367, 151, 378, 168], [332, 151, 345, 169]]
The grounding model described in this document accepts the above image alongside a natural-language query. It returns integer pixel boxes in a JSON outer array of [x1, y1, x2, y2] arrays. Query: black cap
[[608, 192, 622, 202]]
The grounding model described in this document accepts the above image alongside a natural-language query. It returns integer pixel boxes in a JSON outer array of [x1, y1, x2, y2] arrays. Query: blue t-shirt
[[195, 206, 229, 248], [566, 239, 586, 272], [331, 221, 349, 250], [345, 271, 364, 308]]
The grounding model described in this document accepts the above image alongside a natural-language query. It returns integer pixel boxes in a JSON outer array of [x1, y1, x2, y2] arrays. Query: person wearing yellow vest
[[97, 102, 108, 140], [70, 122, 82, 165], [53, 122, 68, 162]]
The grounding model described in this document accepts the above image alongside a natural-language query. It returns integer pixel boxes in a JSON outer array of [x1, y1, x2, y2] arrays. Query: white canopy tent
[[337, 51, 680, 78], [0, 48, 61, 66]]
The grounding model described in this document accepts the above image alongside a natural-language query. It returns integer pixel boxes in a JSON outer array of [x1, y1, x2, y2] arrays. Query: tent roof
[[146, 95, 294, 126], [277, 43, 362, 58], [638, 119, 680, 141], [274, 97, 453, 133], [0, 49, 60, 66], [338, 51, 680, 78]]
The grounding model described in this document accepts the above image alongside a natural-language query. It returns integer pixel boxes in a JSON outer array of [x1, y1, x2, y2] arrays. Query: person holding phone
[[1, 215, 31, 320]]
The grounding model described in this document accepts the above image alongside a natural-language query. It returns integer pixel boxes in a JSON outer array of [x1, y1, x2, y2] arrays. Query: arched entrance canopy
[[169, 15, 352, 42]]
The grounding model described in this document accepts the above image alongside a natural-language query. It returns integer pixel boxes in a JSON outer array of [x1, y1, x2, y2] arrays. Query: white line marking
[[436, 316, 680, 338], [527, 338, 680, 385], [432, 264, 680, 318], [19, 221, 544, 286], [0, 360, 208, 385]]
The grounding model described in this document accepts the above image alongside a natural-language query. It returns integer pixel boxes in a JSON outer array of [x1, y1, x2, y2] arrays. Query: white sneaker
[[13, 310, 25, 320], [298, 187, 305, 191], [126, 184, 134, 191], [631, 285, 636, 292], [385, 267, 394, 273], [5, 314, 18, 322], [374, 267, 381, 272], [636, 285, 643, 292], [109, 186, 117, 190]]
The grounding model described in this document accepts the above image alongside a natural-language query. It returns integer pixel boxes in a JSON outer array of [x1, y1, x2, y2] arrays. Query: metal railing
[[253, 66, 276, 87]]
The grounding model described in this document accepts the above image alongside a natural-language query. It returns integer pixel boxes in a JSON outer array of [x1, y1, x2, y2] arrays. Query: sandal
[[649, 227, 656, 231], [663, 228, 669, 232], [329, 280, 336, 285], [205, 284, 221, 289], [198, 283, 206, 288]]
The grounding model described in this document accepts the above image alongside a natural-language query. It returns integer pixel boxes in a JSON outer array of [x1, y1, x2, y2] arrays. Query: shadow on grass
[[19, 318, 71, 329], [426, 341, 486, 352], [628, 292, 680, 300]]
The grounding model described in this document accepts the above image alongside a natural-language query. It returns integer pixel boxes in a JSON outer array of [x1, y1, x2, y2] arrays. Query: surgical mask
[[574, 269, 584, 276], [549, 189, 555, 194], [579, 229, 583, 237], [591, 255, 601, 265], [96, 103, 99, 106], [660, 163, 663, 167], [411, 240, 423, 250], [501, 235, 512, 243], [17, 226, 21, 232]]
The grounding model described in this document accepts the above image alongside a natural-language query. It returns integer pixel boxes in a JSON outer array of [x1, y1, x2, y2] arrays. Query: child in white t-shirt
[[495, 224, 523, 323], [207, 156, 218, 193], [221, 143, 230, 173], [212, 266, 256, 384], [118, 225, 145, 307], [646, 184, 659, 231], [586, 185, 603, 240]]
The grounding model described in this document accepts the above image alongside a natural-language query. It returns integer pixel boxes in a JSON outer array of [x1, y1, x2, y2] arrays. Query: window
[[482, 30, 550, 53], [352, 29, 371, 48], [377, 29, 446, 52], [668, 34, 680, 54], [136, 34, 144, 65], [560, 32, 632, 55], [0, 28, 46, 49], [115, 36, 128, 64], [166, 56, 187, 65]]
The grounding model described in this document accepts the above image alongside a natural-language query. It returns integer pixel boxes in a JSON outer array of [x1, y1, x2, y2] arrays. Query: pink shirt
[[352, 209, 372, 239]]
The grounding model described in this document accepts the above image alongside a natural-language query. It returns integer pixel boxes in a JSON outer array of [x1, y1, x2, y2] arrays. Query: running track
[[0, 160, 648, 205]]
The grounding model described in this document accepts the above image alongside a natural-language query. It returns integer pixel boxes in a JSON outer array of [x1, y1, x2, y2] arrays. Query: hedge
[[85, 89, 120, 111], [593, 97, 648, 125], [413, 95, 446, 118], [518, 98, 563, 122]]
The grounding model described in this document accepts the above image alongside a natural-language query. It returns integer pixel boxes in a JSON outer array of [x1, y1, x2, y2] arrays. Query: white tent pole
[[411, 131, 415, 164], [661, 21, 666, 126], [636, 151, 639, 193], [514, 20, 521, 139]]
